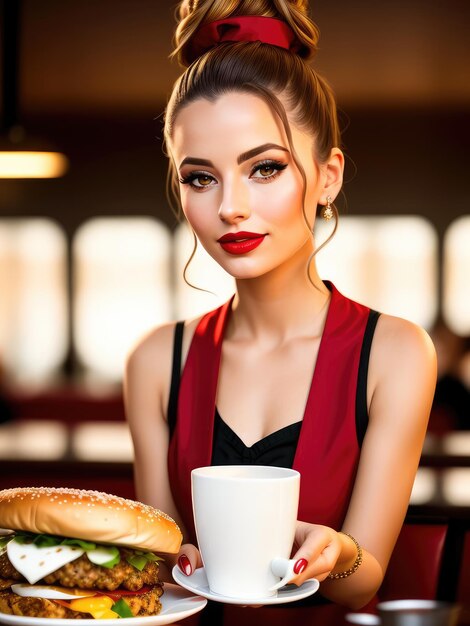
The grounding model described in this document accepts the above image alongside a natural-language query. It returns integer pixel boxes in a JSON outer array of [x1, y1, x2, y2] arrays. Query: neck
[[229, 248, 331, 343]]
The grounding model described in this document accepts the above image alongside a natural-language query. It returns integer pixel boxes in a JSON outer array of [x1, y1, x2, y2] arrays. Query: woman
[[124, 0, 437, 620]]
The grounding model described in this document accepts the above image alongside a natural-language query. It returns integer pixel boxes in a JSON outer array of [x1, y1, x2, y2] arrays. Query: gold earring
[[323, 196, 334, 221]]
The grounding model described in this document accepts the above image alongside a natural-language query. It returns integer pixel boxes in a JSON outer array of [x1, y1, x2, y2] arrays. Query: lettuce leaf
[[126, 551, 163, 571], [111, 598, 134, 618], [9, 532, 162, 572]]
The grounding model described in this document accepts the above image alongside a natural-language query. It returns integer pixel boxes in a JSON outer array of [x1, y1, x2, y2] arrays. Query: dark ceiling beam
[[1, 0, 20, 132]]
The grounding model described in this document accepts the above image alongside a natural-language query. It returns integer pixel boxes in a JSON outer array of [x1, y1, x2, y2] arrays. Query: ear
[[320, 148, 344, 204]]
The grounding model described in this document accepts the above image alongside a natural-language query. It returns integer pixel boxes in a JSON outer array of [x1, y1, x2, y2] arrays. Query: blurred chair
[[350, 521, 450, 620], [456, 529, 470, 625], [378, 523, 448, 601], [378, 521, 448, 601]]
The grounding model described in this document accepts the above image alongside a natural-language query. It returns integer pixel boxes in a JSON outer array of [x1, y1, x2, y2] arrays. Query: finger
[[176, 543, 202, 576], [282, 557, 310, 587], [293, 524, 328, 562], [291, 541, 339, 585]]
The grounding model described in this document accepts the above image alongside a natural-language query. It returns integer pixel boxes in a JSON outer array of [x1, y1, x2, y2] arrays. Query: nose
[[218, 178, 250, 224]]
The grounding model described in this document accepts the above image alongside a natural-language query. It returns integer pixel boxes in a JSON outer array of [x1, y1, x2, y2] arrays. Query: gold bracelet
[[327, 532, 363, 579]]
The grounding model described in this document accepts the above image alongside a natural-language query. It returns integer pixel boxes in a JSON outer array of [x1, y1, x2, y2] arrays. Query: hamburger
[[0, 487, 182, 619]]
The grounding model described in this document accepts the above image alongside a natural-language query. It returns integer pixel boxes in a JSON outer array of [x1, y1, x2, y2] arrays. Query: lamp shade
[[0, 151, 69, 179]]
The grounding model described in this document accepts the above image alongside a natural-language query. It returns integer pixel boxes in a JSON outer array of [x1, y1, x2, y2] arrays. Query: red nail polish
[[178, 554, 192, 576], [294, 558, 308, 575]]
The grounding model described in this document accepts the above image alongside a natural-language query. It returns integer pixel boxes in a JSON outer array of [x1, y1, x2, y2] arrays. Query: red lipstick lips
[[217, 231, 266, 255]]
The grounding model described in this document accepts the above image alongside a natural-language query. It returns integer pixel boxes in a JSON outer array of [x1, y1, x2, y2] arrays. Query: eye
[[179, 171, 217, 190], [250, 159, 288, 182], [258, 165, 276, 177]]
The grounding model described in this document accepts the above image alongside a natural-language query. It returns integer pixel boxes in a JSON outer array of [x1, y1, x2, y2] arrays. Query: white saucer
[[172, 565, 319, 606]]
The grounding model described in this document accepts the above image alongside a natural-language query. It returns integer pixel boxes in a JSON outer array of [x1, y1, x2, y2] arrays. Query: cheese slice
[[7, 539, 84, 584], [69, 596, 120, 619], [11, 584, 97, 600]]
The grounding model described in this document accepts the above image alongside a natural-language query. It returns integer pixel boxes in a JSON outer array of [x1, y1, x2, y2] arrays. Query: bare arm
[[123, 323, 189, 543], [291, 315, 437, 609]]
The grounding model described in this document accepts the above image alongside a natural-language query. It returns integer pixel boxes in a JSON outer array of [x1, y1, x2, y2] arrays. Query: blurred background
[[0, 0, 469, 510]]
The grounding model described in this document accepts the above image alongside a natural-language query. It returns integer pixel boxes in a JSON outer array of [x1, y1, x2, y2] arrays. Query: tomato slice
[[101, 585, 154, 602]]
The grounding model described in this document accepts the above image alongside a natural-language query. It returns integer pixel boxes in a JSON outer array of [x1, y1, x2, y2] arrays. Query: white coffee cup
[[191, 465, 301, 600]]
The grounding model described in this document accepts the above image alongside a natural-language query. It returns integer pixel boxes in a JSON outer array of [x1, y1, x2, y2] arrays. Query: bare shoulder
[[123, 323, 176, 422], [124, 316, 203, 413], [126, 322, 176, 372], [368, 313, 437, 425], [373, 313, 437, 372]]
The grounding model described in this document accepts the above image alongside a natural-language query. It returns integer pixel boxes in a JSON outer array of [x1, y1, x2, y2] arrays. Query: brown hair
[[164, 0, 341, 281]]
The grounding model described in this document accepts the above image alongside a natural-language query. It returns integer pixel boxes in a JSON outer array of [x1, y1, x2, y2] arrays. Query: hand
[[175, 542, 203, 577], [288, 522, 342, 585]]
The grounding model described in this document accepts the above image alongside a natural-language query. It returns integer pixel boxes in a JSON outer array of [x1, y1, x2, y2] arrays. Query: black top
[[167, 308, 380, 460], [212, 408, 302, 467]]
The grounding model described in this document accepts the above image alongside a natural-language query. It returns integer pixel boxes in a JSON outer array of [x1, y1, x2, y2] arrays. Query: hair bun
[[173, 0, 319, 67]]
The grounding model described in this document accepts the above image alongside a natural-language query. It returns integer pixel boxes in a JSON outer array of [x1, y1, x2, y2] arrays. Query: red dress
[[167, 282, 378, 625]]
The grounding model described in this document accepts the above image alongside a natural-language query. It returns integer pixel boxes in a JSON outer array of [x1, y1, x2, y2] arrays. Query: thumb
[[177, 543, 202, 576]]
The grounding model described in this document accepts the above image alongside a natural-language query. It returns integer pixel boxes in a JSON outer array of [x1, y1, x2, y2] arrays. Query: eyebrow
[[178, 143, 289, 170], [178, 156, 213, 168], [236, 143, 289, 165]]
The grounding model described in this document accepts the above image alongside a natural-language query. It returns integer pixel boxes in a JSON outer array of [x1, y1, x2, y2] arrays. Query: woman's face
[[170, 92, 338, 281]]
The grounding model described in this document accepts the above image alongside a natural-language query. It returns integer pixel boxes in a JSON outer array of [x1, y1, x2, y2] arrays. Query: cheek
[[254, 176, 305, 226], [180, 190, 216, 235]]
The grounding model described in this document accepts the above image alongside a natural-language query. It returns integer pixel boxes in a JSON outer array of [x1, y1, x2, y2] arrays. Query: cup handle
[[270, 557, 311, 591]]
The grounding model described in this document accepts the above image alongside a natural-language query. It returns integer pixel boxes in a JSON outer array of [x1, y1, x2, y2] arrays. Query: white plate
[[172, 565, 319, 606], [0, 583, 207, 626]]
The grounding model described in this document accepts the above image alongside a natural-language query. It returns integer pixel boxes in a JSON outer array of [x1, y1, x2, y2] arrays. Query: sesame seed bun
[[0, 487, 182, 554]]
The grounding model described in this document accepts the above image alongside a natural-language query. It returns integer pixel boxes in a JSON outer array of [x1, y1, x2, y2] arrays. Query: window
[[0, 219, 68, 383], [443, 216, 470, 335], [316, 216, 438, 329], [73, 217, 172, 381]]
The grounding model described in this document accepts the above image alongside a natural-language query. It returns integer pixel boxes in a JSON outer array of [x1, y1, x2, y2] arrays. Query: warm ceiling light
[[0, 151, 69, 178]]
